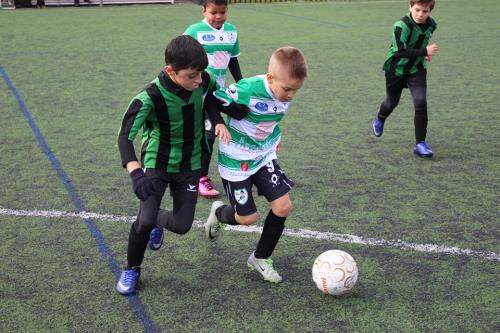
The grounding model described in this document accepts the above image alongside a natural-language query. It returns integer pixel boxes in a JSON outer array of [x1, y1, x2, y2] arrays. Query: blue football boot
[[372, 115, 385, 137], [148, 226, 164, 251], [116, 267, 140, 295], [414, 141, 434, 157]]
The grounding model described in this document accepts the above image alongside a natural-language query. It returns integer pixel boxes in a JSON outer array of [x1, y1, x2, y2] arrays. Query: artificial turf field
[[0, 0, 499, 332]]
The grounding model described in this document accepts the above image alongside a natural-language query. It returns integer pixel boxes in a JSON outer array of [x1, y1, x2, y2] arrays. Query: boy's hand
[[130, 168, 155, 201], [215, 124, 231, 144], [426, 43, 438, 56], [426, 55, 433, 62]]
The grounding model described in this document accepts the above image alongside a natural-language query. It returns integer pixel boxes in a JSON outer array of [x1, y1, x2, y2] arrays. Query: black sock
[[254, 210, 286, 259], [127, 222, 149, 268], [215, 205, 238, 225]]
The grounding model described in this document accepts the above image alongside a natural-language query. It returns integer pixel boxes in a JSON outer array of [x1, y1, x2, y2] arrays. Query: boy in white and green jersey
[[204, 47, 308, 283], [184, 0, 242, 198]]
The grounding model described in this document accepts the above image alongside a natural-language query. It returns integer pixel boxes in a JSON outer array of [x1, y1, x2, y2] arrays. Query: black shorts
[[221, 160, 294, 216], [136, 168, 200, 230]]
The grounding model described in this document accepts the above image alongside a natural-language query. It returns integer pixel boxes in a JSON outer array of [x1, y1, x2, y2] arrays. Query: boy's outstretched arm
[[205, 90, 249, 120], [203, 92, 232, 144]]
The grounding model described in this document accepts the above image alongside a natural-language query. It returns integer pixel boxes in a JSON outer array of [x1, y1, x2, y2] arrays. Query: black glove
[[130, 168, 155, 201]]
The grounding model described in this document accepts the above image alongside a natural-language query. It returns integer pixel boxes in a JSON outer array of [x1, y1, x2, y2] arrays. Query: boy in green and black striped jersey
[[184, 0, 243, 198], [204, 47, 308, 283], [115, 36, 231, 295], [372, 0, 439, 157]]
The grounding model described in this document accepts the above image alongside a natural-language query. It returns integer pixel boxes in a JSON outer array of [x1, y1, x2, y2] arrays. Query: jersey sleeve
[[231, 37, 240, 58], [214, 78, 251, 106], [183, 25, 196, 39], [117, 90, 154, 167]]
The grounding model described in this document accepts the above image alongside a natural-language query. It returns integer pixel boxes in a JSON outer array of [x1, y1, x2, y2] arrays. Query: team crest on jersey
[[226, 84, 238, 100], [234, 188, 248, 205]]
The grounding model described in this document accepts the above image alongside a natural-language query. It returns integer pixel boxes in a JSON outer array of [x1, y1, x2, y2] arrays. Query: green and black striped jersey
[[383, 14, 437, 76], [118, 70, 222, 173]]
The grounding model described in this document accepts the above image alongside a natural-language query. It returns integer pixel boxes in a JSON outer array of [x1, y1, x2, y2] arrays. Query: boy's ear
[[266, 73, 274, 85], [165, 65, 175, 76]]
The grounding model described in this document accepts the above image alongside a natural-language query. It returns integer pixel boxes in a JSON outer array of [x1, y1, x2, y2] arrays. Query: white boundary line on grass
[[1, 207, 499, 262]]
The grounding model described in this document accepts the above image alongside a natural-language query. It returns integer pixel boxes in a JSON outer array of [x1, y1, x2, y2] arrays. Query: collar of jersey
[[158, 70, 192, 102]]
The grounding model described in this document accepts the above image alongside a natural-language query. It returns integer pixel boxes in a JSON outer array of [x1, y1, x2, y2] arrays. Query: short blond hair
[[268, 47, 308, 80]]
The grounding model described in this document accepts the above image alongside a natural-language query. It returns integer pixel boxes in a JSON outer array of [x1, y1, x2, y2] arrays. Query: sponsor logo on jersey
[[202, 34, 216, 42], [234, 188, 248, 205], [255, 102, 268, 111]]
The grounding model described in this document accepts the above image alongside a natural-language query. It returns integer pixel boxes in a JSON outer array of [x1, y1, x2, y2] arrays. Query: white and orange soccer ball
[[312, 250, 358, 296]]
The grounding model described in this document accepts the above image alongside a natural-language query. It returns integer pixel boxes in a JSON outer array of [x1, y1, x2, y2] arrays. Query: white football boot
[[247, 252, 282, 283]]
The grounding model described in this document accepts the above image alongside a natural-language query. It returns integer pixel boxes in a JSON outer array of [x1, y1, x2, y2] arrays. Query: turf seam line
[[1, 207, 498, 262], [0, 65, 159, 333]]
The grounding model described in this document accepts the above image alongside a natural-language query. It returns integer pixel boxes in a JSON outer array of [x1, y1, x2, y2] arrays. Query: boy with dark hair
[[116, 35, 230, 295], [184, 0, 242, 198], [205, 46, 308, 283], [372, 0, 438, 157]]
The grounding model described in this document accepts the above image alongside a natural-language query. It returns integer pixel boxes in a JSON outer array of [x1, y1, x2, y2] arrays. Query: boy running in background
[[184, 0, 242, 198], [372, 0, 438, 157], [115, 35, 230, 295], [205, 47, 308, 283]]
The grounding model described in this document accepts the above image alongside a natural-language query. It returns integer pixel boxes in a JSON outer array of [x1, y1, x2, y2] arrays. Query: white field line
[[1, 207, 499, 262]]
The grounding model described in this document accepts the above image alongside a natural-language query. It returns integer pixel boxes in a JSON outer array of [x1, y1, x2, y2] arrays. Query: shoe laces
[[151, 227, 162, 238], [123, 269, 139, 284], [201, 178, 214, 191]]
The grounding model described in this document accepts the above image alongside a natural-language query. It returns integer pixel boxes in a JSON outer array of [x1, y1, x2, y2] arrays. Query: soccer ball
[[312, 250, 358, 296]]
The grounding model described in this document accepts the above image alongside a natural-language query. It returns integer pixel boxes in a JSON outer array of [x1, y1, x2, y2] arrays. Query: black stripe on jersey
[[179, 103, 195, 171], [145, 83, 171, 171], [403, 33, 426, 75], [401, 16, 416, 75], [389, 27, 405, 74], [118, 98, 143, 167]]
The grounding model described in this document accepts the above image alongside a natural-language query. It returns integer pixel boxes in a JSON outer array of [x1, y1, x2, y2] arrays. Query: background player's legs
[[378, 75, 405, 119], [373, 75, 405, 137], [408, 71, 428, 143], [407, 71, 433, 157]]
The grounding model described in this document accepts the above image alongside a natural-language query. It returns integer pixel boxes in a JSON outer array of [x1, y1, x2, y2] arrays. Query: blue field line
[[0, 65, 159, 333]]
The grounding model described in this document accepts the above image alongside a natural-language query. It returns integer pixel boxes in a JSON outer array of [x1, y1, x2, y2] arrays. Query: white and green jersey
[[184, 19, 240, 88], [214, 75, 289, 181]]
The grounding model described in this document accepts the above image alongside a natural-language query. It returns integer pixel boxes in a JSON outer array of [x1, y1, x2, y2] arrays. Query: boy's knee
[[236, 213, 258, 225], [173, 223, 192, 235], [273, 200, 292, 217], [414, 99, 427, 112]]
